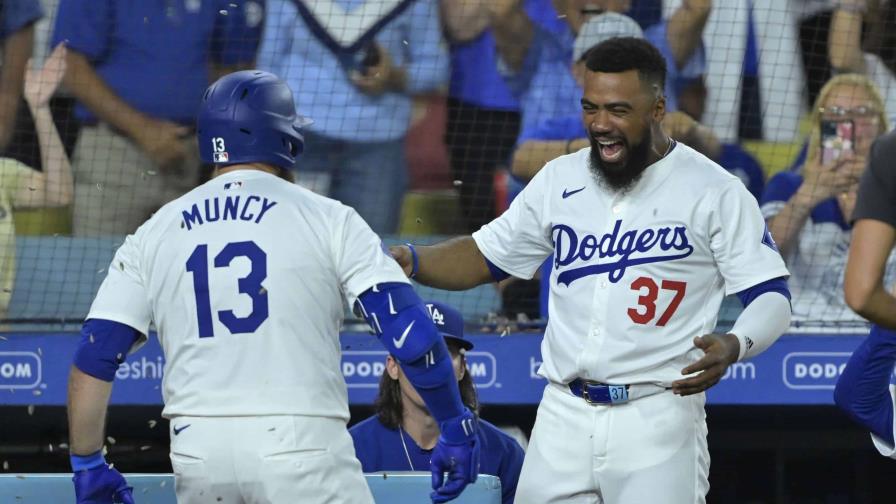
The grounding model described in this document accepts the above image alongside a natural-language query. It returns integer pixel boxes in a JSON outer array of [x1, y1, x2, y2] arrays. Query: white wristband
[[729, 291, 792, 361]]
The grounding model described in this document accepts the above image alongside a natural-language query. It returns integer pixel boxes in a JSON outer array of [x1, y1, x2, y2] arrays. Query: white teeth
[[598, 140, 619, 146]]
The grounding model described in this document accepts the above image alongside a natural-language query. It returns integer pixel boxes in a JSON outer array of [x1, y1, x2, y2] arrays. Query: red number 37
[[627, 277, 687, 326]]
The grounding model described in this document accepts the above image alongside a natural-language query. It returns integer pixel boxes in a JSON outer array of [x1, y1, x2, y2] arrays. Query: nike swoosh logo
[[393, 321, 414, 349], [173, 424, 191, 435], [388, 293, 397, 315], [562, 187, 586, 199]]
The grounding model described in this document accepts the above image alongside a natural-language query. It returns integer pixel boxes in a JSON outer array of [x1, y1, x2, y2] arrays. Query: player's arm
[[844, 219, 896, 327], [67, 232, 150, 503], [393, 166, 554, 289], [672, 277, 792, 395], [834, 325, 896, 446], [390, 237, 495, 290], [355, 283, 480, 502], [68, 319, 140, 504], [675, 180, 793, 396], [334, 207, 479, 501]]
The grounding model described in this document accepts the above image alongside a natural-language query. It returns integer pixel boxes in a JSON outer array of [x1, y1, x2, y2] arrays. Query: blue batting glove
[[430, 408, 480, 503], [71, 451, 135, 504]]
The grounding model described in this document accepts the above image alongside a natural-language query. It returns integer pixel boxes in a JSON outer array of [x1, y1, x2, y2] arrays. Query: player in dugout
[[350, 300, 525, 504]]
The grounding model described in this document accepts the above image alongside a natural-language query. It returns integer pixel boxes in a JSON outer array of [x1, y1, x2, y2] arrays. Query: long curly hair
[[375, 352, 480, 429]]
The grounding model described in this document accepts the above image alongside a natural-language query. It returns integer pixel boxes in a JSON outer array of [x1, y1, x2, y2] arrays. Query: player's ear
[[385, 355, 400, 380], [653, 91, 666, 123]]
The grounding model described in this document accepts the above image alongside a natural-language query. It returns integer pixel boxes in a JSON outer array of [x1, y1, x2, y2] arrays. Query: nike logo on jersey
[[562, 187, 586, 199], [393, 320, 414, 349], [553, 220, 694, 286], [173, 424, 191, 435]]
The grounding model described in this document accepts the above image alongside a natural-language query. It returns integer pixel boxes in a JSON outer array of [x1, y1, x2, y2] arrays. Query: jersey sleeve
[[709, 180, 791, 294], [86, 232, 152, 352], [871, 383, 896, 459], [332, 205, 410, 306], [472, 165, 554, 279]]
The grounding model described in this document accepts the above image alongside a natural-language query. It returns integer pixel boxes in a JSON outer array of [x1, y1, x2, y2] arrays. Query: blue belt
[[568, 378, 630, 405]]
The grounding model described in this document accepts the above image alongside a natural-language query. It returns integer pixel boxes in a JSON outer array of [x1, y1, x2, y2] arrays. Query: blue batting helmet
[[197, 70, 312, 169]]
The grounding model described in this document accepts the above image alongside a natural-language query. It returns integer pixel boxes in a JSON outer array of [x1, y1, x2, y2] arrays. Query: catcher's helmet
[[197, 70, 312, 169]]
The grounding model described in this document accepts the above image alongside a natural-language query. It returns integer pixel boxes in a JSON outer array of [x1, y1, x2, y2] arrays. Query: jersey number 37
[[185, 241, 268, 338]]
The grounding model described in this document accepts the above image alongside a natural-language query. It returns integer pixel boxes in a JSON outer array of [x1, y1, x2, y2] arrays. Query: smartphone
[[820, 119, 855, 165]]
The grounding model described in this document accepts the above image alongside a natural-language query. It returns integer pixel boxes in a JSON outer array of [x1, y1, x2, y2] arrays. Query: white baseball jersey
[[473, 143, 790, 386], [88, 169, 408, 420]]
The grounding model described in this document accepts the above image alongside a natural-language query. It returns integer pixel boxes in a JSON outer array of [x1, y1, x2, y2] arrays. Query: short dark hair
[[585, 37, 667, 93]]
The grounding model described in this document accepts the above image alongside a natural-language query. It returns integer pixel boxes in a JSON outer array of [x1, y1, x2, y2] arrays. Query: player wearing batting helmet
[[67, 70, 479, 504]]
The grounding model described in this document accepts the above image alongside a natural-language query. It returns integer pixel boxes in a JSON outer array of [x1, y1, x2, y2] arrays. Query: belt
[[567, 378, 668, 405]]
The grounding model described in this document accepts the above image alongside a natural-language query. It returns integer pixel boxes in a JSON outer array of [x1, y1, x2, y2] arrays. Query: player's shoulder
[[670, 142, 740, 186]]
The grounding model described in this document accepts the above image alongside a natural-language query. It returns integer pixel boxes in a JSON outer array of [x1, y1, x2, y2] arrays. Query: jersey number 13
[[185, 241, 269, 338]]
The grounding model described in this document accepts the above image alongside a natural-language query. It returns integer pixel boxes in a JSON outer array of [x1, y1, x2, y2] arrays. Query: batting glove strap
[[438, 408, 478, 445]]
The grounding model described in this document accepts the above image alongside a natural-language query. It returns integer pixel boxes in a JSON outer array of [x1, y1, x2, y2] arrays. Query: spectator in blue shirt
[[258, 0, 448, 234], [52, 0, 263, 236], [350, 301, 525, 504], [0, 0, 43, 151], [441, 0, 532, 233]]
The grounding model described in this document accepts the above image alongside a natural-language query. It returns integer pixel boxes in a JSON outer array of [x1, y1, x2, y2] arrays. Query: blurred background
[[2, 0, 896, 502]]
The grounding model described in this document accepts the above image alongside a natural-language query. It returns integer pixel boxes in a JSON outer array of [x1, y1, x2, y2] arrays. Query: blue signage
[[0, 331, 868, 407]]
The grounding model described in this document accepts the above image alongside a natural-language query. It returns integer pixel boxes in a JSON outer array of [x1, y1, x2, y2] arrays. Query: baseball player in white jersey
[[66, 70, 480, 504], [391, 38, 793, 503]]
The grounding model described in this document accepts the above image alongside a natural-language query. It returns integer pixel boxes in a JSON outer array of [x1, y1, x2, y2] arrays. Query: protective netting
[[3, 0, 893, 331]]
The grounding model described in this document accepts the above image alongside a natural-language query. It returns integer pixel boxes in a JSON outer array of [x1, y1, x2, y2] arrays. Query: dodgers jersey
[[473, 143, 789, 385], [88, 170, 408, 419]]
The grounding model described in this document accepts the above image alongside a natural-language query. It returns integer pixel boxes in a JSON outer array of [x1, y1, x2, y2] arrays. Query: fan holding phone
[[760, 74, 889, 321]]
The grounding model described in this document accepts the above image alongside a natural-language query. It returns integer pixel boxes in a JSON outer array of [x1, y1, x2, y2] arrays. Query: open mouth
[[596, 138, 626, 162]]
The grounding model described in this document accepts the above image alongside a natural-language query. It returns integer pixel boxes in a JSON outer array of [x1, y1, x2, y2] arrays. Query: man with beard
[[389, 37, 793, 503]]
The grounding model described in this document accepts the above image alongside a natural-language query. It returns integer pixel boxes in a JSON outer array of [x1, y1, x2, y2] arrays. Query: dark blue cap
[[424, 301, 473, 351]]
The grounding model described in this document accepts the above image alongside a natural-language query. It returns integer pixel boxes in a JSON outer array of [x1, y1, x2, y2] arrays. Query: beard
[[588, 129, 653, 193]]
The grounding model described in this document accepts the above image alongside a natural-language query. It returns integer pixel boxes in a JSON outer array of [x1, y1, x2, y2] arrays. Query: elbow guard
[[73, 319, 141, 382], [356, 283, 465, 420]]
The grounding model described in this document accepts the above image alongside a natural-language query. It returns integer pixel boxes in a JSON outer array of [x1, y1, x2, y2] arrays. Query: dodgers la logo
[[553, 219, 694, 286]]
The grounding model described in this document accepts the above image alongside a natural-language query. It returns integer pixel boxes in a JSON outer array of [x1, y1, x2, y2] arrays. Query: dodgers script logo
[[553, 219, 694, 286]]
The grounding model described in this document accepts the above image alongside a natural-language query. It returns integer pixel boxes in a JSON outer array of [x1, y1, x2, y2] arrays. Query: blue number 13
[[185, 241, 269, 338]]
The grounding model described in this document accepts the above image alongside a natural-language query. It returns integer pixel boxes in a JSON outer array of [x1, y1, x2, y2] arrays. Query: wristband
[[71, 450, 106, 471], [405, 243, 419, 278]]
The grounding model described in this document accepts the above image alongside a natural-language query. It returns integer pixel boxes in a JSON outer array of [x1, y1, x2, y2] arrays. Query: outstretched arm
[[391, 237, 496, 290]]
